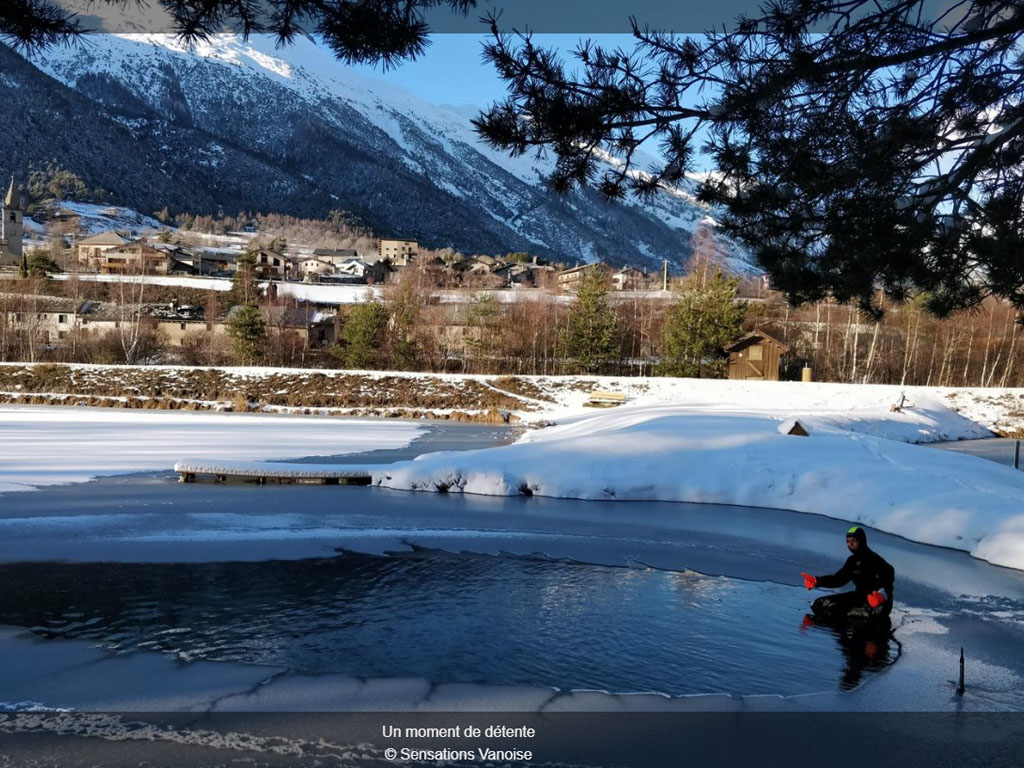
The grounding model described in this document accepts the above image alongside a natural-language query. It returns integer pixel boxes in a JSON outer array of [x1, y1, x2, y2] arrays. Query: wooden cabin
[[725, 331, 789, 381]]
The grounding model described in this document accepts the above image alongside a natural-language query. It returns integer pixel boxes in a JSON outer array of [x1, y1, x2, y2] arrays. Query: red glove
[[801, 572, 817, 590], [866, 591, 887, 608]]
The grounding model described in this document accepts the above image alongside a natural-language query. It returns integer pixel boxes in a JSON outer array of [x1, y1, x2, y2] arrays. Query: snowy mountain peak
[[20, 34, 757, 272]]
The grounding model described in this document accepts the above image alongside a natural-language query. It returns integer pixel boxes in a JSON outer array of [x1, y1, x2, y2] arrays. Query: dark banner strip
[[1, 712, 1023, 767]]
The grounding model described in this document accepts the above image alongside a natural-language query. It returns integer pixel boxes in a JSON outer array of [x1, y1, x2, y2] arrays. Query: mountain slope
[[8, 35, 756, 272]]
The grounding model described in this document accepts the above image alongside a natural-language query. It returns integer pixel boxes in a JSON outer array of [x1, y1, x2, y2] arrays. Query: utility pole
[[662, 259, 668, 291]]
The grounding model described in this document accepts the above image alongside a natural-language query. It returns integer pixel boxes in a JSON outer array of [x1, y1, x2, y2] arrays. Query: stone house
[[557, 263, 608, 292], [98, 241, 171, 275], [175, 250, 236, 276], [0, 294, 84, 344], [312, 248, 359, 266], [379, 238, 417, 266], [299, 258, 337, 280], [76, 231, 130, 269], [612, 267, 648, 291], [251, 249, 295, 280]]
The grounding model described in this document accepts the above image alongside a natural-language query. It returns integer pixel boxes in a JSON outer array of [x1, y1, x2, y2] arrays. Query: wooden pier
[[173, 459, 377, 486]]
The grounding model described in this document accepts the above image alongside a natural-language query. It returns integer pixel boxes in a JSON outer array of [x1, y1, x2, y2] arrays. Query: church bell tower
[[3, 177, 25, 260]]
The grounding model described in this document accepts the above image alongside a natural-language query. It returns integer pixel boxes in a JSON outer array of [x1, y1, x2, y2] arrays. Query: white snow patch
[[0, 406, 423, 494]]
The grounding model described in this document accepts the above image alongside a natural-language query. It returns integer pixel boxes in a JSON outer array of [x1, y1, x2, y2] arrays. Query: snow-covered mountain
[[12, 34, 757, 273]]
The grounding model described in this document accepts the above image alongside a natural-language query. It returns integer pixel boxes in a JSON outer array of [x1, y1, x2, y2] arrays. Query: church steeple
[[2, 176, 25, 261], [4, 177, 23, 210]]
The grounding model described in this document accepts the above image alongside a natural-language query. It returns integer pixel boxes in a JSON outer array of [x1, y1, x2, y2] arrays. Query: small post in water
[[958, 647, 965, 695], [1015, 440, 1020, 470]]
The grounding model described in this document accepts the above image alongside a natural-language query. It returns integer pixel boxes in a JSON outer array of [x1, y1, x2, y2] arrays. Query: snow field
[[0, 406, 424, 494]]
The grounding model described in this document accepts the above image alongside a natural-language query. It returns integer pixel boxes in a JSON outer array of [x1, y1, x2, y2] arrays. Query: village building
[[2, 294, 336, 352], [175, 249, 236, 276], [76, 231, 130, 269], [493, 262, 544, 287], [725, 331, 790, 381], [0, 178, 26, 268], [472, 254, 499, 268], [612, 267, 648, 291], [149, 242, 201, 275], [0, 294, 85, 345], [226, 303, 336, 347], [311, 248, 359, 266], [141, 301, 217, 346], [465, 258, 497, 277], [528, 263, 558, 288], [418, 303, 485, 360], [340, 258, 391, 284], [98, 241, 173, 275], [378, 238, 417, 266], [557, 263, 608, 292], [268, 305, 337, 347], [251, 249, 295, 280], [299, 258, 337, 280]]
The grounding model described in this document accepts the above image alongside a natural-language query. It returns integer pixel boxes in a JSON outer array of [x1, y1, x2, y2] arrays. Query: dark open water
[[0, 550, 894, 695]]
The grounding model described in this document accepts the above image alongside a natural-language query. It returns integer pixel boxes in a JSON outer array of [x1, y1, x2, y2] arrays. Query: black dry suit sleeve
[[879, 554, 895, 597], [815, 557, 854, 589]]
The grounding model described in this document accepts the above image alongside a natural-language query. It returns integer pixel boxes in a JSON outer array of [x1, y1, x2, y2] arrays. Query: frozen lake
[[0, 424, 1022, 711]]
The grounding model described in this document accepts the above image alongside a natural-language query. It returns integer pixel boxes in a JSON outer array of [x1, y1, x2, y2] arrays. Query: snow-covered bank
[[3, 362, 1024, 435], [0, 406, 423, 494], [375, 399, 1024, 571], [511, 376, 1024, 439]]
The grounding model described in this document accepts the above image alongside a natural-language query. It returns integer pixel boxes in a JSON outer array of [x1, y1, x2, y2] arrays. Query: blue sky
[[348, 33, 638, 109]]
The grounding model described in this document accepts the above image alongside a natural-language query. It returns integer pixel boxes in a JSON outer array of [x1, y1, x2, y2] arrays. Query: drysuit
[[812, 526, 895, 619]]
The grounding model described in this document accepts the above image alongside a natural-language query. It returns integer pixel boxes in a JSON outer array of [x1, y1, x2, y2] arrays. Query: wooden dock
[[173, 459, 377, 486]]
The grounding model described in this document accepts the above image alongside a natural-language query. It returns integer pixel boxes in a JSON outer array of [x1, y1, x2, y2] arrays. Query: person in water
[[801, 526, 895, 618]]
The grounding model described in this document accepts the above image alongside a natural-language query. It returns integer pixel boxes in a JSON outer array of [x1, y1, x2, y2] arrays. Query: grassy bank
[[0, 364, 543, 423]]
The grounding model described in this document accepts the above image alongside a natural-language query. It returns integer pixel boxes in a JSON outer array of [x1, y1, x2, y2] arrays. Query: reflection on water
[[801, 614, 895, 690], [0, 552, 895, 696]]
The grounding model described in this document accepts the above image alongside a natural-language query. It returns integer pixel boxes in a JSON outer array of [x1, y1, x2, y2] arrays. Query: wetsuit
[[812, 527, 895, 619]]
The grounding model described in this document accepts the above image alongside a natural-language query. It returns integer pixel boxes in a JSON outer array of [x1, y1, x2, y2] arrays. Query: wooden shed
[[725, 332, 790, 381]]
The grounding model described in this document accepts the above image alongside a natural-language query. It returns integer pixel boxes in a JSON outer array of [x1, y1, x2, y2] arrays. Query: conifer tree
[[25, 250, 61, 277], [384, 279, 422, 370], [227, 247, 260, 308], [661, 271, 747, 378], [560, 268, 618, 374], [465, 292, 499, 372], [227, 302, 266, 363], [340, 300, 388, 370]]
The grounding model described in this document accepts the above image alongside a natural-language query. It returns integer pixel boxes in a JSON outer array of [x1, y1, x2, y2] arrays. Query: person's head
[[846, 526, 867, 552]]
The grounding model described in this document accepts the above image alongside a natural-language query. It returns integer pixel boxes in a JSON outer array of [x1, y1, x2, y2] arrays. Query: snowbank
[[374, 399, 1024, 571], [0, 406, 423, 494]]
